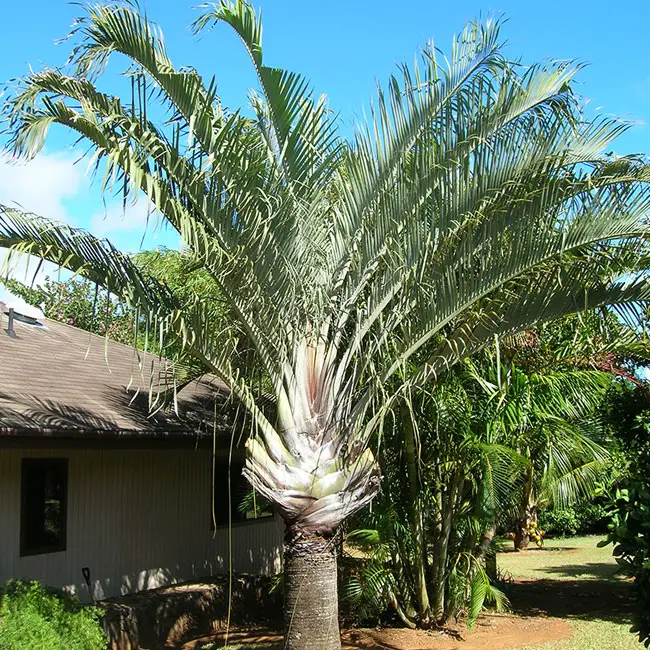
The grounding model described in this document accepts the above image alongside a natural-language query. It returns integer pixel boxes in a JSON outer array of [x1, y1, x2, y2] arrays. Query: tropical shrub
[[601, 481, 650, 647], [538, 501, 610, 537], [0, 580, 108, 650], [601, 382, 650, 646]]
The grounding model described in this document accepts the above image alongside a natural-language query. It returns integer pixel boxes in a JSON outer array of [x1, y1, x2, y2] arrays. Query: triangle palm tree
[[3, 3, 650, 647]]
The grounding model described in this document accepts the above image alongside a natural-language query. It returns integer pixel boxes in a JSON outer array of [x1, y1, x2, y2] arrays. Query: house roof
[[0, 302, 233, 441]]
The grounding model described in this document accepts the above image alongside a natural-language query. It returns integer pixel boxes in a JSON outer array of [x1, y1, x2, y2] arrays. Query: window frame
[[210, 460, 275, 530], [20, 458, 69, 557]]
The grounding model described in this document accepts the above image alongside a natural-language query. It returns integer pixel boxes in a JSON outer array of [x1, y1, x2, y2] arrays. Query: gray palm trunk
[[284, 532, 341, 650]]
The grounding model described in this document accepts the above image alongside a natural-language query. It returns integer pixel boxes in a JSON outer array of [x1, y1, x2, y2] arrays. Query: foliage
[[133, 248, 220, 309], [601, 381, 650, 647], [538, 501, 610, 537], [602, 482, 650, 647], [341, 493, 510, 628], [343, 337, 620, 627], [1, 276, 134, 344], [0, 580, 108, 650]]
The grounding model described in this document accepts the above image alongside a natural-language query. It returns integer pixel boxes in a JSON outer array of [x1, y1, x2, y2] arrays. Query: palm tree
[[3, 3, 650, 647], [343, 344, 620, 627], [463, 356, 612, 550]]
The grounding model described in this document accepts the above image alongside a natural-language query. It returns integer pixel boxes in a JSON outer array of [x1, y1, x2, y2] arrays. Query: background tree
[[1, 275, 135, 343], [464, 356, 611, 551], [343, 308, 650, 627], [3, 3, 650, 648], [344, 350, 613, 627], [601, 382, 650, 647]]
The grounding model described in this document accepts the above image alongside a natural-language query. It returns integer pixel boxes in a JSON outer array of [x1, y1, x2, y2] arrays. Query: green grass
[[497, 535, 639, 650], [524, 619, 639, 650], [497, 535, 626, 582]]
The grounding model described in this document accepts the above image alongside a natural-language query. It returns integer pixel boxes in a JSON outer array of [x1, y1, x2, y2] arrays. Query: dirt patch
[[345, 615, 571, 649], [181, 615, 572, 650]]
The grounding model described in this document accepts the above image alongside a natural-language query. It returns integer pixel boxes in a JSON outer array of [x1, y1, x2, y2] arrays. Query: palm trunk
[[432, 467, 463, 623], [478, 520, 498, 580], [403, 406, 431, 624], [477, 520, 497, 560], [284, 527, 341, 650], [514, 466, 536, 551]]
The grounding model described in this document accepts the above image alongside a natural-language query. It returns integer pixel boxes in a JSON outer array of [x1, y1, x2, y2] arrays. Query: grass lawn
[[498, 535, 639, 650], [498, 535, 626, 582], [527, 619, 640, 650]]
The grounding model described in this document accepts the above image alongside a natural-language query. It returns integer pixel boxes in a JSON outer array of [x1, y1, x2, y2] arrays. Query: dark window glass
[[211, 462, 273, 528], [21, 459, 68, 556]]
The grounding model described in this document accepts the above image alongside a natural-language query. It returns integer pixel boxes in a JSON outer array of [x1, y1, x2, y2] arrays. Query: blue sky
[[1, 0, 649, 288]]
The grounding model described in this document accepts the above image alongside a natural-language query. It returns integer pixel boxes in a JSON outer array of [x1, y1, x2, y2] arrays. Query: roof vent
[[3, 298, 45, 329]]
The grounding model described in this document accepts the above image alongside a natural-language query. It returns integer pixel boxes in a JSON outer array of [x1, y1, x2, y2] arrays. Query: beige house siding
[[0, 448, 284, 600]]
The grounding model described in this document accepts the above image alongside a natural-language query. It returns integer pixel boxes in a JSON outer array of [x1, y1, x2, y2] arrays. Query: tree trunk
[[479, 520, 498, 580], [477, 520, 497, 561], [514, 467, 536, 551], [431, 467, 463, 623], [284, 528, 341, 650], [403, 406, 431, 624]]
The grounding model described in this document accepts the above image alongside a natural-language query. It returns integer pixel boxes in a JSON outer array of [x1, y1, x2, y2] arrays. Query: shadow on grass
[[498, 546, 578, 554], [508, 577, 635, 624], [535, 562, 625, 581]]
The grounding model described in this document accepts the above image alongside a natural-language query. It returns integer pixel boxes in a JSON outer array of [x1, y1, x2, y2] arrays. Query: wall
[[0, 447, 284, 600]]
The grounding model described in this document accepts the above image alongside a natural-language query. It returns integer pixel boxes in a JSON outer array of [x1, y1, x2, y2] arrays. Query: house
[[0, 300, 284, 601]]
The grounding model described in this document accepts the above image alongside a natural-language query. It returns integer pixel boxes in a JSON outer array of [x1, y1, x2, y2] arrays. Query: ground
[[181, 536, 638, 650], [498, 536, 637, 650]]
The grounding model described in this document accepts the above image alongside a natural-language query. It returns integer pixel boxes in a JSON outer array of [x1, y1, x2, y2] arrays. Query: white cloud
[[90, 200, 158, 237], [0, 151, 83, 295], [0, 151, 83, 222], [90, 200, 178, 253], [0, 150, 178, 295]]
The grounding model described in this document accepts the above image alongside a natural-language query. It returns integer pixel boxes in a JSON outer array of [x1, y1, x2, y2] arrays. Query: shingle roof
[[0, 303, 232, 439]]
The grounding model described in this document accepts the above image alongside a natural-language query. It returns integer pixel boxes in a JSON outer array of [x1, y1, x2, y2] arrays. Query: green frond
[[0, 207, 179, 317]]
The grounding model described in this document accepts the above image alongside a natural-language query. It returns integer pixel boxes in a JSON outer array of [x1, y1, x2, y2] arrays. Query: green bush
[[601, 480, 650, 648], [0, 580, 108, 650], [600, 383, 650, 647], [538, 501, 609, 537]]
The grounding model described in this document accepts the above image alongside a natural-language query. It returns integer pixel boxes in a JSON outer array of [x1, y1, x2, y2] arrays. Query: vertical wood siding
[[0, 448, 284, 600]]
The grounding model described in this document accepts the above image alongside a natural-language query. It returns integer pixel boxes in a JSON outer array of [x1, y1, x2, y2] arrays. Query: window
[[211, 461, 273, 528], [21, 459, 68, 556]]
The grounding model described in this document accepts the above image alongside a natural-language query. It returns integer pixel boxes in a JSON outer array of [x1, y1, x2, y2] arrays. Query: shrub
[[0, 580, 108, 650], [601, 479, 650, 648], [538, 501, 609, 537]]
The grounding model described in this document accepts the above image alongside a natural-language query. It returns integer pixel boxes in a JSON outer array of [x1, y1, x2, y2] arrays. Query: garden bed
[[100, 575, 281, 650]]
